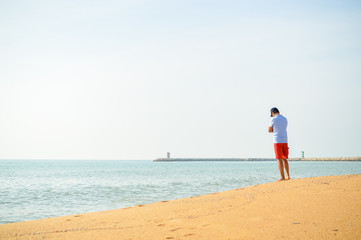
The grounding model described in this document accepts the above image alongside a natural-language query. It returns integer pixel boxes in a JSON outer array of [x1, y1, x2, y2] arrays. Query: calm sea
[[1, 160, 361, 224]]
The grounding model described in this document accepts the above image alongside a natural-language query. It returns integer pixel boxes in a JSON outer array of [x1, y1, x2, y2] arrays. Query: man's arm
[[268, 126, 273, 133]]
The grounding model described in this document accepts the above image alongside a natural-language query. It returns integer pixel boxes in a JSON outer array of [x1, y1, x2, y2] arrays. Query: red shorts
[[274, 143, 289, 159]]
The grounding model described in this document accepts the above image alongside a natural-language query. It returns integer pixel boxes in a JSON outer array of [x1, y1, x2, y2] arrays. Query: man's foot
[[285, 176, 291, 180], [276, 178, 285, 182]]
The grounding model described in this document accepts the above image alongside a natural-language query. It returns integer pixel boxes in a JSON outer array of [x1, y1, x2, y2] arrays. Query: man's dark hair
[[271, 107, 279, 114], [270, 107, 279, 117]]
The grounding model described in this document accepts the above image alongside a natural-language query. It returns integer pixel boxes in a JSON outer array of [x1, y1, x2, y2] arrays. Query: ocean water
[[1, 160, 361, 225]]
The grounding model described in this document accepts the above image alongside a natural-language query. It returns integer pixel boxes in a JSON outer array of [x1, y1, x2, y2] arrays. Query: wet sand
[[1, 174, 360, 240]]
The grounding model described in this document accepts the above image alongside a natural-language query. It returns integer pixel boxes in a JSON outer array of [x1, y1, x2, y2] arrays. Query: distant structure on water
[[301, 151, 304, 158], [167, 152, 170, 159]]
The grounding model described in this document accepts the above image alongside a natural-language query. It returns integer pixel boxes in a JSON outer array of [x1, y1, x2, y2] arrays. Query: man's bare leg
[[277, 159, 285, 181], [282, 158, 290, 180]]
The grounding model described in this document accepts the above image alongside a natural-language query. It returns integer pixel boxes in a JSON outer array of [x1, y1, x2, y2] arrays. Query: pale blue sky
[[1, 0, 360, 160]]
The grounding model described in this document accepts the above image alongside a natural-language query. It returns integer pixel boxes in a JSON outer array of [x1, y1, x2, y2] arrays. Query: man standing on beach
[[268, 107, 290, 181]]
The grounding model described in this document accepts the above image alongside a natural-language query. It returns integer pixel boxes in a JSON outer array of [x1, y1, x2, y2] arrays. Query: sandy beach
[[1, 174, 360, 240]]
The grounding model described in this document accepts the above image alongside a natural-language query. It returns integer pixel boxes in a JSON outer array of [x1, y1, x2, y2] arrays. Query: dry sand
[[1, 174, 360, 240]]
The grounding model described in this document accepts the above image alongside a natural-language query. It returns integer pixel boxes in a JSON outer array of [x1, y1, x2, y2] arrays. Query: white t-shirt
[[269, 114, 288, 143]]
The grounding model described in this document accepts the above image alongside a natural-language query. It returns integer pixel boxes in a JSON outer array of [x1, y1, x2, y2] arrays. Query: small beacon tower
[[167, 152, 170, 159]]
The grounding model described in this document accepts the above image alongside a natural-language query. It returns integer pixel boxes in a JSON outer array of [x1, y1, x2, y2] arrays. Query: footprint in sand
[[184, 233, 195, 237], [170, 228, 182, 232]]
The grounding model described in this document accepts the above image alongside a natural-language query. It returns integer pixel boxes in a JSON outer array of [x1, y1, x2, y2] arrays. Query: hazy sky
[[1, 0, 360, 160]]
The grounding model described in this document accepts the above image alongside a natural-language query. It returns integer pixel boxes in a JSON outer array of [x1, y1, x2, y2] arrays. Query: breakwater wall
[[154, 157, 361, 162], [289, 157, 361, 161], [154, 158, 274, 162]]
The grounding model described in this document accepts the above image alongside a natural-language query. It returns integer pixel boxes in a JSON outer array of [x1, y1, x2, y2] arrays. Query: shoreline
[[1, 174, 360, 239], [154, 157, 361, 162]]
